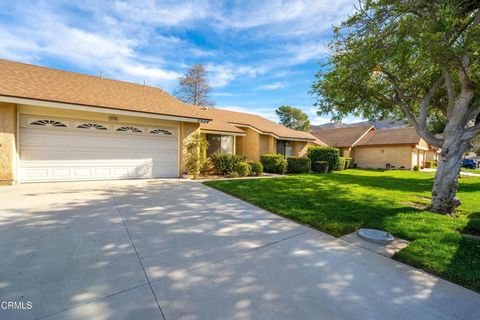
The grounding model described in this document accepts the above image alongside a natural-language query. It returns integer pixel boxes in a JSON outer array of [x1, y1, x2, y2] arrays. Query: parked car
[[462, 158, 478, 169]]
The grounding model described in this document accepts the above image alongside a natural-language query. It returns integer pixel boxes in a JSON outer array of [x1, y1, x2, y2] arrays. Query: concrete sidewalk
[[0, 179, 479, 319]]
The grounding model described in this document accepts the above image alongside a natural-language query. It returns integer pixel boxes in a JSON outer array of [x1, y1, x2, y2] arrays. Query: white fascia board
[[0, 95, 210, 123]]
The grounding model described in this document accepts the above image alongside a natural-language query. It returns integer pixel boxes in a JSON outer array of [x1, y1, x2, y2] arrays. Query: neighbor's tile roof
[[0, 59, 212, 121], [201, 107, 319, 141], [311, 125, 373, 148], [357, 127, 422, 146]]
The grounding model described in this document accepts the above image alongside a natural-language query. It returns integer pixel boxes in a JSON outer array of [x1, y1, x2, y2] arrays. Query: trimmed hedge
[[413, 165, 420, 171], [313, 161, 329, 173], [334, 157, 346, 171], [425, 161, 433, 168], [344, 157, 352, 170], [261, 154, 287, 174], [287, 157, 311, 173], [235, 161, 250, 177], [248, 162, 263, 176], [307, 146, 340, 173], [210, 153, 246, 175]]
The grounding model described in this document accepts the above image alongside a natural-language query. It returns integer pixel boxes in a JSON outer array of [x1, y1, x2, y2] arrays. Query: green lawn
[[204, 169, 480, 292]]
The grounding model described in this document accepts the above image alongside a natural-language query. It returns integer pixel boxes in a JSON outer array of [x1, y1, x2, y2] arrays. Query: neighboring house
[[0, 60, 318, 185], [200, 107, 321, 161], [312, 126, 439, 170]]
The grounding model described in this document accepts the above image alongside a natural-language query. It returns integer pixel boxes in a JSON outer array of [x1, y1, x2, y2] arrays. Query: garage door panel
[[20, 116, 179, 182]]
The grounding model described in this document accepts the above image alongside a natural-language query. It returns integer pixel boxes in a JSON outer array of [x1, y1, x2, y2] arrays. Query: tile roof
[[357, 127, 422, 146], [201, 107, 319, 141], [311, 125, 373, 148], [0, 59, 211, 121], [0, 59, 320, 142]]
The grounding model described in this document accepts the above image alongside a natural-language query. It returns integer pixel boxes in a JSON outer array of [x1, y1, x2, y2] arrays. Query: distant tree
[[275, 105, 311, 131], [175, 64, 215, 106], [312, 0, 480, 214]]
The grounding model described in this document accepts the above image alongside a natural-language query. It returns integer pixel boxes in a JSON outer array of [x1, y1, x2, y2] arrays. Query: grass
[[204, 169, 480, 292]]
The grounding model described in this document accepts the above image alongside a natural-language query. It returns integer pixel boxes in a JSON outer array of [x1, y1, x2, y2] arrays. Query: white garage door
[[19, 116, 179, 182]]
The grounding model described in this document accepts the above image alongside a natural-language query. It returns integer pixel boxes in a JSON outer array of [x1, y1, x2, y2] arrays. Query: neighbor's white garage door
[[19, 116, 179, 182]]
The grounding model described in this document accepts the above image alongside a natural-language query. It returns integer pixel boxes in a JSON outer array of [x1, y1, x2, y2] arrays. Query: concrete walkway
[[0, 179, 479, 320], [422, 167, 480, 177]]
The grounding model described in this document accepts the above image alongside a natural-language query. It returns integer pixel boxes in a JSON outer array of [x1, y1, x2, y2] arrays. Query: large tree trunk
[[429, 132, 467, 214], [430, 151, 463, 214]]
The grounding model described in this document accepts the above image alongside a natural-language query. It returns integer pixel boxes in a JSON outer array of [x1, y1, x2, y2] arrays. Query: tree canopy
[[275, 105, 311, 131], [175, 64, 215, 106], [311, 0, 480, 213]]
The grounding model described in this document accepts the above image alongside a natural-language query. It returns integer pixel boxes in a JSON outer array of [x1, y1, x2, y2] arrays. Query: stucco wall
[[240, 128, 260, 161], [294, 141, 309, 157], [355, 145, 414, 169], [18, 105, 178, 127], [0, 102, 17, 185], [259, 134, 269, 155]]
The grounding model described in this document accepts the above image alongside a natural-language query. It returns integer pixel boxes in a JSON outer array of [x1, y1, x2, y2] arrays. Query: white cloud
[[259, 82, 285, 90], [207, 63, 265, 88]]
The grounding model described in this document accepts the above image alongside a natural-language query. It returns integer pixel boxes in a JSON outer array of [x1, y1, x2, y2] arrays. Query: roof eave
[[0, 95, 213, 123]]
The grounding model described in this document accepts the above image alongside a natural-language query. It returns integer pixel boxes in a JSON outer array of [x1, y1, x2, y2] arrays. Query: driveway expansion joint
[[108, 185, 167, 320]]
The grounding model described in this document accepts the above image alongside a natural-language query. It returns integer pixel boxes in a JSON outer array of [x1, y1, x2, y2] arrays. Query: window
[[116, 126, 142, 133], [276, 140, 294, 158], [150, 128, 173, 135], [30, 119, 68, 127], [206, 134, 233, 156], [77, 123, 108, 130]]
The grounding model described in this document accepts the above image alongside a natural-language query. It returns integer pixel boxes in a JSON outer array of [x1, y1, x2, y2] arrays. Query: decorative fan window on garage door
[[149, 128, 173, 135], [116, 126, 143, 133], [30, 119, 68, 128], [77, 123, 108, 130]]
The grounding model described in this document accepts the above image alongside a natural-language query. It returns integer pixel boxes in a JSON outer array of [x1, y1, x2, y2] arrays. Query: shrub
[[278, 159, 288, 174], [313, 161, 329, 173], [349, 159, 356, 168], [425, 161, 433, 168], [287, 157, 311, 173], [184, 132, 208, 179], [210, 153, 246, 175], [307, 146, 340, 173], [227, 171, 239, 178], [235, 161, 250, 177], [413, 165, 420, 171], [261, 154, 286, 173], [249, 162, 263, 176], [334, 157, 346, 171], [344, 157, 352, 170]]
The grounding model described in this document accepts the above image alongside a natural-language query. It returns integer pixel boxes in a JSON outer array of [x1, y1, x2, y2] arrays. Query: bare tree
[[175, 64, 215, 106]]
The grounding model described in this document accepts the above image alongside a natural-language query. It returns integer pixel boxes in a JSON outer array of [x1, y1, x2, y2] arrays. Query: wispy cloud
[[259, 82, 285, 90], [0, 0, 357, 112]]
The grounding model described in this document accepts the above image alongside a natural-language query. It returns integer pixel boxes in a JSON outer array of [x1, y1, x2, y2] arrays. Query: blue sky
[[0, 0, 362, 125]]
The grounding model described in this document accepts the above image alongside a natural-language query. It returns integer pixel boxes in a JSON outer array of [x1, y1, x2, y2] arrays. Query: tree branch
[[463, 122, 480, 141], [444, 71, 455, 118], [418, 75, 444, 132]]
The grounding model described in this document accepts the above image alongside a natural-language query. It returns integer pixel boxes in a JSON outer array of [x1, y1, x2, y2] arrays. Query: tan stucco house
[[312, 125, 439, 170], [0, 59, 318, 185]]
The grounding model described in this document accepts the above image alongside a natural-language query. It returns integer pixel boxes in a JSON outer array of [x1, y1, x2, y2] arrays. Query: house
[[0, 59, 318, 185], [200, 107, 322, 161], [312, 125, 439, 170]]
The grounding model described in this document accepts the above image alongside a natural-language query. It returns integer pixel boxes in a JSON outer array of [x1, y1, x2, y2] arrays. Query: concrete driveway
[[1, 179, 479, 320]]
